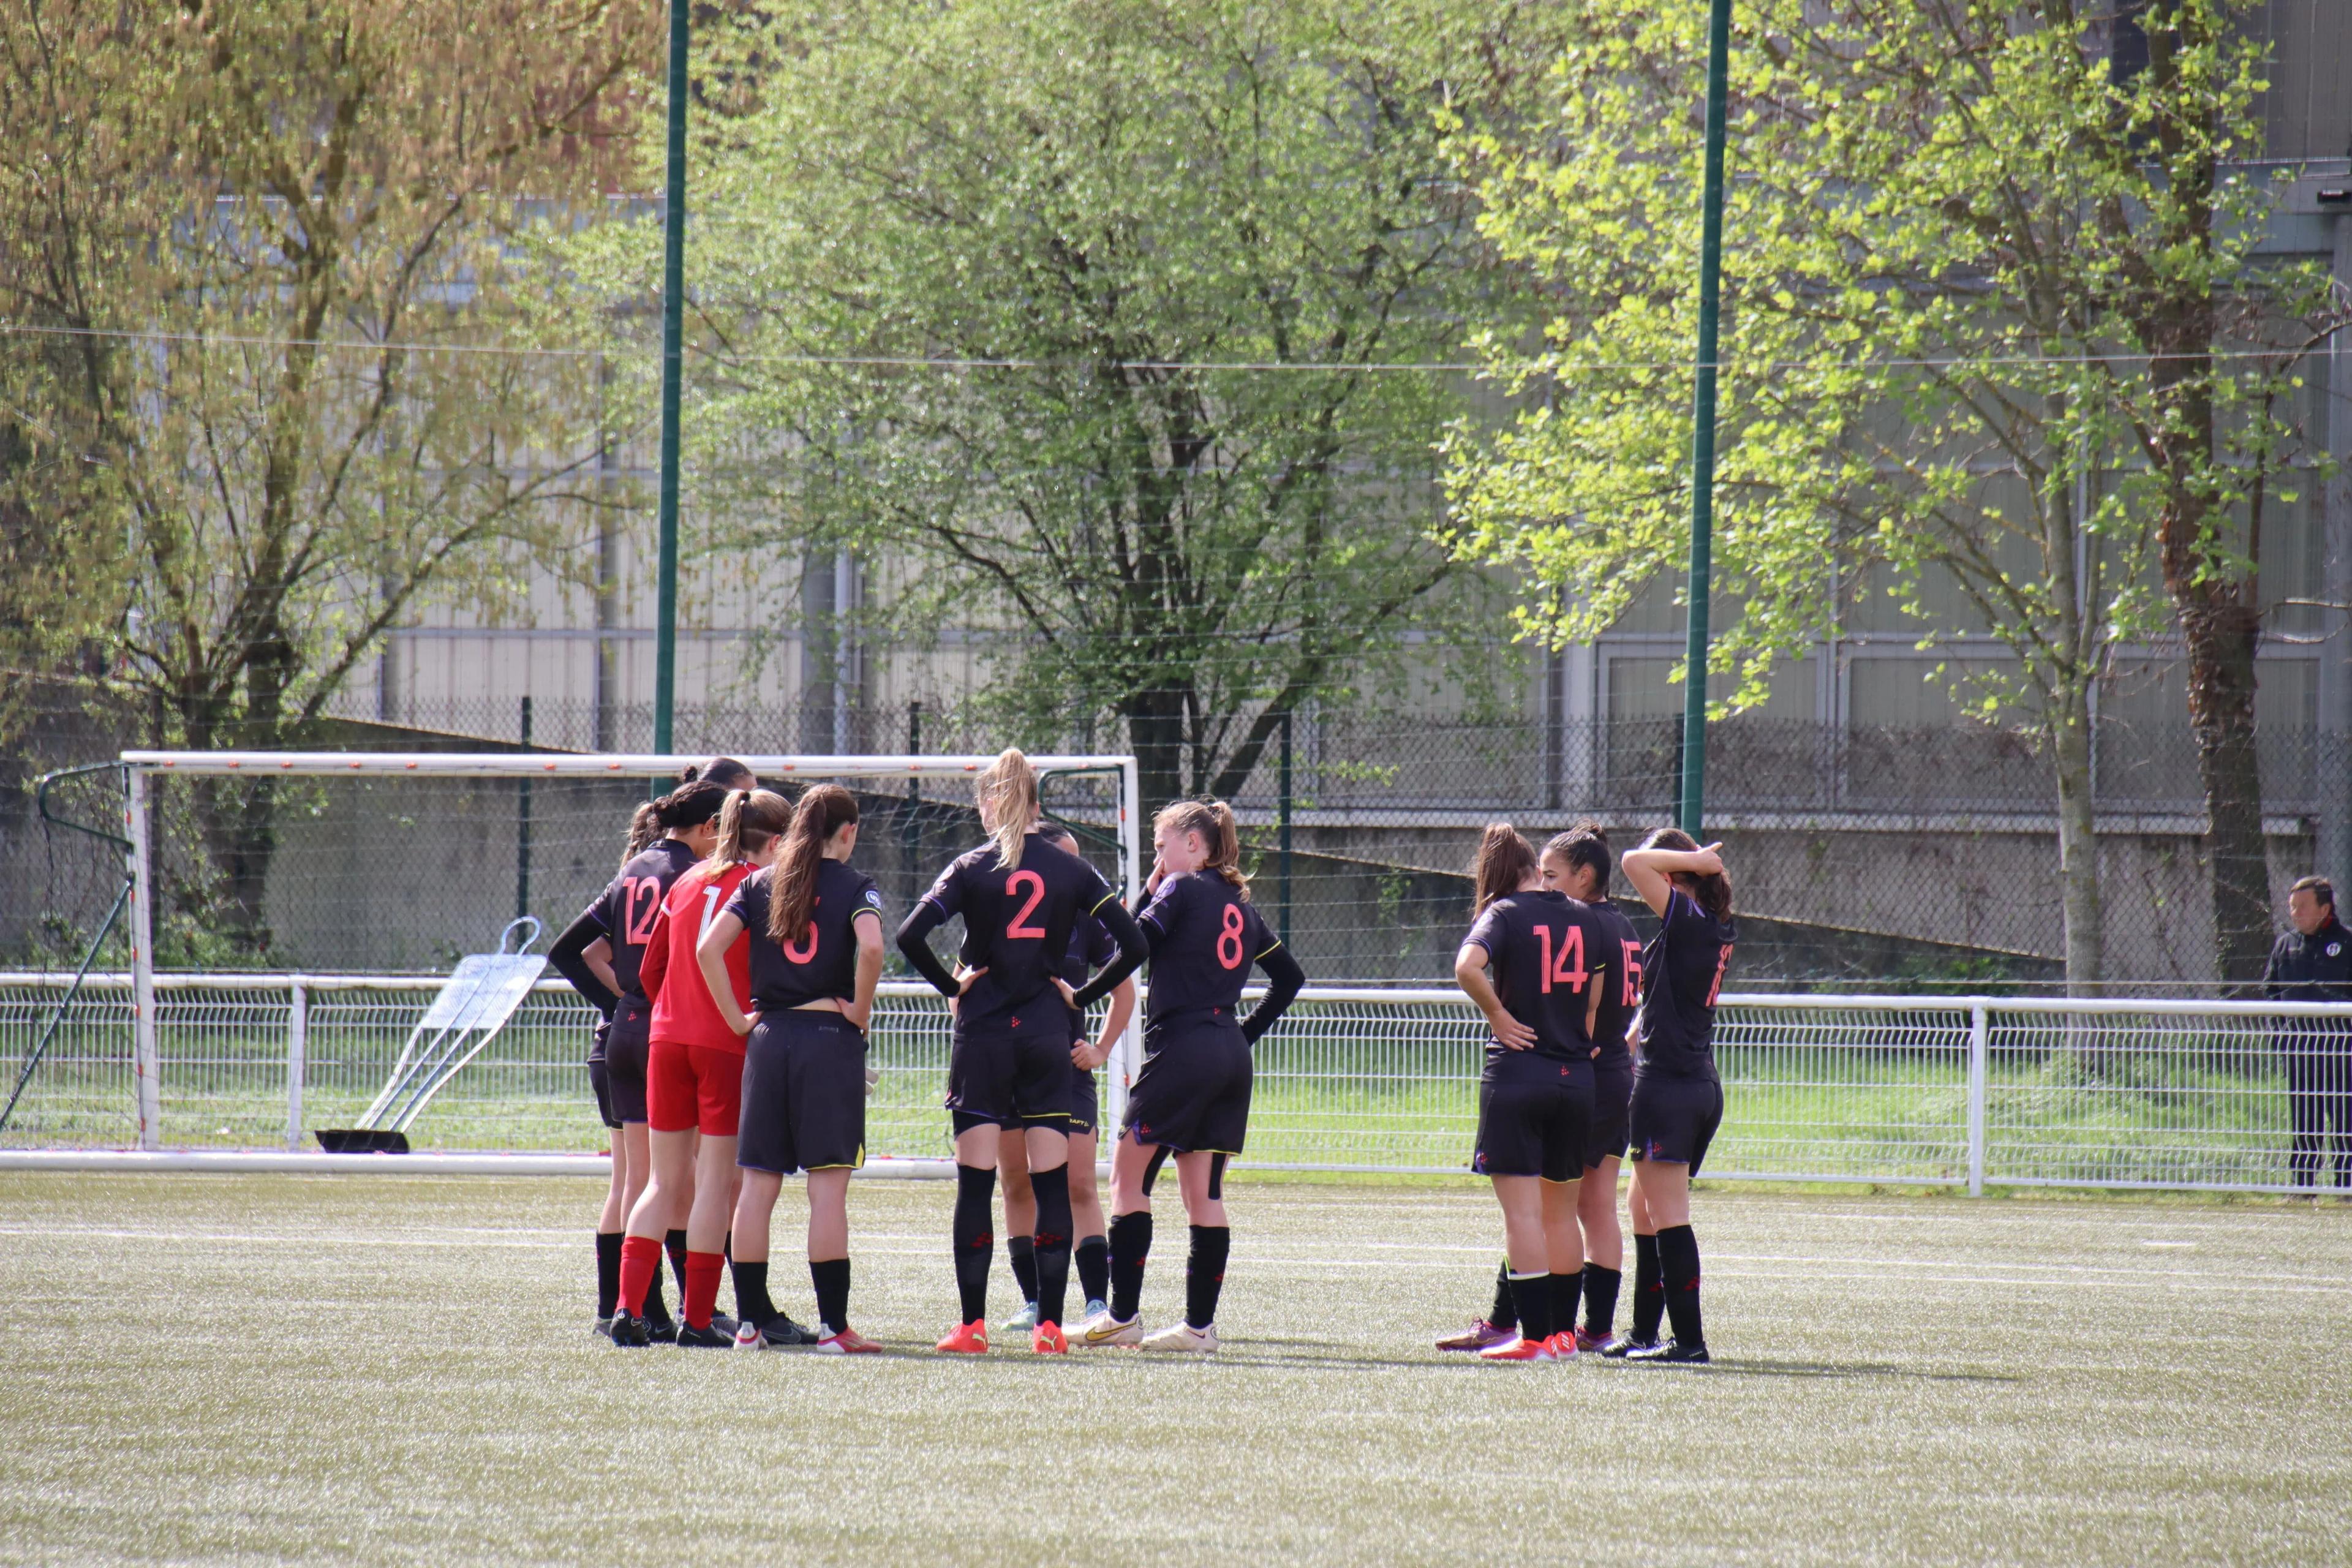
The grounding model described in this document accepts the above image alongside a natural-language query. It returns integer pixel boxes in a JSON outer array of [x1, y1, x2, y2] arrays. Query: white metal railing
[[4, 974, 2350, 1193]]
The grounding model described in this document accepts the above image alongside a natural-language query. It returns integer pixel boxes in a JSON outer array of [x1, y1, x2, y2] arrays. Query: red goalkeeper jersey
[[639, 859, 755, 1054]]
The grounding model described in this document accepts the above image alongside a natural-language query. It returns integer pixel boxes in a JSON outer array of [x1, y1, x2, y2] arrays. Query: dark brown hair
[[2291, 874, 2335, 910], [686, 756, 756, 791], [769, 785, 861, 943], [622, 779, 731, 867], [1156, 798, 1248, 899], [1642, 826, 1732, 921], [1472, 823, 1537, 915], [1542, 827, 1611, 900]]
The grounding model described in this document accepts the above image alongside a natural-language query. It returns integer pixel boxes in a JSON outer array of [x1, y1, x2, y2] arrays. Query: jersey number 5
[[1536, 924, 1588, 994], [1005, 870, 1047, 939]]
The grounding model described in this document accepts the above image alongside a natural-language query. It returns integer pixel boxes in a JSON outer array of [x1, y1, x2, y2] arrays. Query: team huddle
[[548, 748, 1733, 1362]]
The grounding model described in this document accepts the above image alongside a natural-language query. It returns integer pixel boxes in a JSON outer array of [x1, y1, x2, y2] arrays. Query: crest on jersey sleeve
[[865, 887, 885, 910]]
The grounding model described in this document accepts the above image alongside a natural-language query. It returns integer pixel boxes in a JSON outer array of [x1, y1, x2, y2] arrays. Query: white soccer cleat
[[1138, 1320, 1218, 1354], [1076, 1308, 1142, 1347], [731, 1320, 763, 1351]]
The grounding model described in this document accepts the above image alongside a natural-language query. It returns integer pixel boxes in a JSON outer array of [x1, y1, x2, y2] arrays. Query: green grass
[[2, 1173, 2348, 1564]]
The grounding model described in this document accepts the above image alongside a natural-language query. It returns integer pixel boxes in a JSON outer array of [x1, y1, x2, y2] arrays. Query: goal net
[[113, 751, 1140, 1152]]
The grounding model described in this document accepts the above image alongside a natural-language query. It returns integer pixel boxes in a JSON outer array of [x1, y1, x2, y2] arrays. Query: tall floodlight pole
[[652, 0, 688, 755], [1679, 0, 1733, 835]]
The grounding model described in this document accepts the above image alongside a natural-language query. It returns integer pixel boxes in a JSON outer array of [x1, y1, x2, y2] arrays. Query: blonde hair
[[1155, 797, 1248, 900], [706, 788, 793, 870], [977, 748, 1039, 870], [769, 785, 859, 943]]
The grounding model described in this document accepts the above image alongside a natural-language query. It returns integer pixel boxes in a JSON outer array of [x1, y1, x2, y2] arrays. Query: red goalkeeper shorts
[[646, 1040, 744, 1137]]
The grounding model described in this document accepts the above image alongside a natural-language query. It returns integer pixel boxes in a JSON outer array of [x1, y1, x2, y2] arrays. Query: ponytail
[[1542, 826, 1612, 900], [977, 747, 1040, 870], [1472, 823, 1537, 915], [1155, 798, 1249, 900], [622, 803, 661, 868], [769, 785, 860, 944], [1641, 826, 1732, 921], [706, 788, 794, 870]]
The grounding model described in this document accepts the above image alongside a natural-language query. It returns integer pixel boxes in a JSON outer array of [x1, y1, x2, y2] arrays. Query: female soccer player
[[621, 758, 758, 861], [897, 749, 1148, 1354], [1451, 824, 1610, 1361], [608, 788, 796, 1348], [698, 785, 888, 1354], [996, 823, 1137, 1333], [1547, 826, 1641, 1351], [1078, 799, 1305, 1354], [1607, 827, 1734, 1365], [549, 779, 731, 1337]]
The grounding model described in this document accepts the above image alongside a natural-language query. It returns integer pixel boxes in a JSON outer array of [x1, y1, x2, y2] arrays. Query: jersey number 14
[[1536, 924, 1588, 993]]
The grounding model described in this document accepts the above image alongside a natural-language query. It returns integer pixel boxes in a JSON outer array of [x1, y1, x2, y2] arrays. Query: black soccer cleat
[[608, 1311, 651, 1348], [643, 1311, 680, 1345], [733, 1311, 823, 1349], [675, 1322, 734, 1349], [709, 1312, 739, 1340], [1599, 1333, 1657, 1359], [594, 1316, 614, 1340], [1624, 1338, 1710, 1365]]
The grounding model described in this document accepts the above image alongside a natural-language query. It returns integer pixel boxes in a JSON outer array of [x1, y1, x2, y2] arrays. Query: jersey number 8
[[1216, 903, 1246, 970]]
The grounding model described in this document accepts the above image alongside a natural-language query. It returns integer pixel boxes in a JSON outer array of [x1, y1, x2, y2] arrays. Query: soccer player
[[621, 757, 757, 860], [609, 788, 797, 1348], [699, 785, 889, 1353], [1450, 823, 1608, 1362], [1606, 827, 1735, 1365], [1437, 823, 1635, 1354], [996, 823, 1137, 1333], [1077, 799, 1305, 1354], [548, 779, 731, 1338], [2262, 876, 2352, 1188], [897, 748, 1148, 1354]]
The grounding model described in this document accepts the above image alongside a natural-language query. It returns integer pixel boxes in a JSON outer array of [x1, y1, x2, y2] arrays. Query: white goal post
[[116, 750, 1144, 1152]]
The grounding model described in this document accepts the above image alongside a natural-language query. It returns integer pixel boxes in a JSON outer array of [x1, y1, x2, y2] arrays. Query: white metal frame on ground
[[110, 750, 1144, 1150]]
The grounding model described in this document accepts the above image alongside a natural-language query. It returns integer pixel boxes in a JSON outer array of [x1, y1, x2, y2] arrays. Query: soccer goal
[[112, 750, 1143, 1152]]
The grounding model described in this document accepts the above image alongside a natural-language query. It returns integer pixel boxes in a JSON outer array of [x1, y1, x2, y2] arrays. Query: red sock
[[684, 1250, 725, 1331], [618, 1234, 664, 1317]]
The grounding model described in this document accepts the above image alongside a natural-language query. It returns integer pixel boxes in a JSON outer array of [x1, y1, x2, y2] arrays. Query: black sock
[[809, 1257, 851, 1336], [1550, 1272, 1581, 1341], [1507, 1271, 1551, 1343], [952, 1164, 997, 1325], [731, 1258, 774, 1325], [1075, 1235, 1110, 1306], [595, 1231, 623, 1319], [1582, 1263, 1622, 1336], [1109, 1211, 1153, 1321], [1184, 1224, 1231, 1330], [1488, 1256, 1516, 1330], [1630, 1232, 1664, 1343], [1657, 1224, 1704, 1348], [1030, 1164, 1074, 1329], [1007, 1235, 1039, 1307], [643, 1265, 671, 1325], [665, 1228, 690, 1295]]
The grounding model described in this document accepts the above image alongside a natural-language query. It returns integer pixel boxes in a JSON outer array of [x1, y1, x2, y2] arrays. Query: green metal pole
[[1278, 709, 1293, 946], [1678, 0, 1733, 837], [652, 0, 688, 756]]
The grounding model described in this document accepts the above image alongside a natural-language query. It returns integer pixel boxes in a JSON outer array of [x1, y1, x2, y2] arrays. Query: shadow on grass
[[1591, 1356, 2021, 1384]]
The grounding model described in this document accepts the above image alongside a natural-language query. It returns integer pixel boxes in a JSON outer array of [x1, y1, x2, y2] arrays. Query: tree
[[0, 0, 658, 951], [556, 0, 1550, 809], [1441, 0, 2339, 989]]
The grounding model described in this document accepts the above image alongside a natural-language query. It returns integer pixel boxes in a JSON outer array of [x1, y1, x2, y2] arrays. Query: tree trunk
[[2049, 693, 2105, 997], [2179, 594, 2272, 987], [1123, 686, 1188, 815]]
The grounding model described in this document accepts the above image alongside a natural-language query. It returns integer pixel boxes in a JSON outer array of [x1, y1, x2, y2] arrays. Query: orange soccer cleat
[[935, 1319, 990, 1354], [1031, 1322, 1069, 1354], [813, 1327, 884, 1355], [1477, 1333, 1558, 1362]]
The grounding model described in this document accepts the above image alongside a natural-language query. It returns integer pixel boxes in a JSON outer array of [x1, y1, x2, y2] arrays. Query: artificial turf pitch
[[2, 1174, 2347, 1566]]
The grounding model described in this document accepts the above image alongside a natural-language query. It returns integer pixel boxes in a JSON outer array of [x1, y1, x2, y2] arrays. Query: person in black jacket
[[2262, 876, 2352, 1189]]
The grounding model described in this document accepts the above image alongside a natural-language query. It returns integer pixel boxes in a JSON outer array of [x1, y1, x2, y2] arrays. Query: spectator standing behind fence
[[2261, 876, 2352, 1190]]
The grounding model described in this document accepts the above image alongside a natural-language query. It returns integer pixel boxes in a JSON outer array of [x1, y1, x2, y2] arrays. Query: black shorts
[[946, 1007, 1074, 1129], [1473, 1053, 1594, 1183], [1586, 1057, 1632, 1168], [1629, 1072, 1725, 1176], [586, 1017, 620, 1130], [1124, 1013, 1252, 1156], [603, 995, 652, 1126], [737, 1011, 868, 1175], [1068, 1067, 1099, 1137]]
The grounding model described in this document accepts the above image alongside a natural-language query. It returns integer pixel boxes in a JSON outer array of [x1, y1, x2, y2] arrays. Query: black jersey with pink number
[[1463, 889, 1611, 1066], [581, 838, 701, 1001], [919, 834, 1121, 1029], [1137, 870, 1279, 1028], [726, 859, 884, 1014], [1636, 889, 1736, 1081], [1588, 899, 1645, 1070]]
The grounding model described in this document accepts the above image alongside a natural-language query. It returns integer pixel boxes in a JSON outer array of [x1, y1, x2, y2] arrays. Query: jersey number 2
[[1005, 871, 1047, 938], [1536, 924, 1588, 994]]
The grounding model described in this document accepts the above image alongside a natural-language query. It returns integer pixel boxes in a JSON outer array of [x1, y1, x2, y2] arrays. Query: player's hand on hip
[[1072, 1038, 1108, 1071], [956, 966, 988, 996], [1051, 976, 1079, 1010], [1491, 1012, 1536, 1052]]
